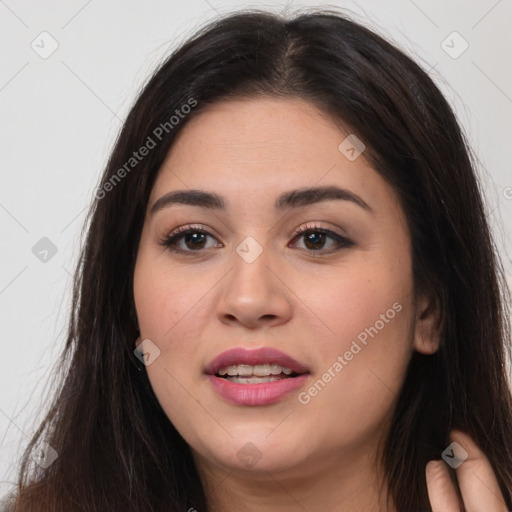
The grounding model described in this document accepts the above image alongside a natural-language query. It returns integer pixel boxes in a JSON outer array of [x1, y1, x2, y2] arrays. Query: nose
[[216, 243, 293, 330]]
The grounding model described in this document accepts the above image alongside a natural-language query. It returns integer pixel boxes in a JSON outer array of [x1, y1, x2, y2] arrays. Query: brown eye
[[159, 226, 221, 253], [291, 225, 353, 252], [159, 224, 353, 255]]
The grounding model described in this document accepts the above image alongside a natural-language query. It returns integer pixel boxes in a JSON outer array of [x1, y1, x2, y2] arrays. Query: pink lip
[[207, 373, 310, 406], [204, 347, 309, 376], [204, 347, 310, 406]]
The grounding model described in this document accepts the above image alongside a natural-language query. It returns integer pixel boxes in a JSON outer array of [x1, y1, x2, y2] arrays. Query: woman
[[5, 8, 512, 512]]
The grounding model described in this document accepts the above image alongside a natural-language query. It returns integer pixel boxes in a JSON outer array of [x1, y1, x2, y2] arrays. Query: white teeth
[[217, 363, 295, 377], [270, 364, 282, 375], [253, 364, 271, 376], [237, 364, 253, 376], [225, 375, 285, 384]]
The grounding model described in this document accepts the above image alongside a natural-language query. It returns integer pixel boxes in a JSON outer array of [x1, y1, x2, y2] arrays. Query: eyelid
[[158, 222, 353, 254], [158, 224, 221, 254], [290, 223, 353, 252]]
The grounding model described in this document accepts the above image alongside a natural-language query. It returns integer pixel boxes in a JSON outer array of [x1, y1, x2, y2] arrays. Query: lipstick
[[205, 347, 310, 406]]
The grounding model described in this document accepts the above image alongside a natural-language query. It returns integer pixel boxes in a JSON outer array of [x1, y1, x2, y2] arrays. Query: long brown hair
[[9, 8, 512, 511]]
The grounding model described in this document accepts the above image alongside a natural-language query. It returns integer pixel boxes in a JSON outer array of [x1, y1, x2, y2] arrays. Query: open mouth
[[215, 364, 305, 384], [206, 353, 311, 405]]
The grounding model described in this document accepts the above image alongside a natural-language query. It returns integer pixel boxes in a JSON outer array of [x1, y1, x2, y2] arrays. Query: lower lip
[[207, 374, 310, 406]]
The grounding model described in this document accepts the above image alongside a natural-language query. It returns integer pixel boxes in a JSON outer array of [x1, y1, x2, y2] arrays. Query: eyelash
[[158, 223, 354, 255]]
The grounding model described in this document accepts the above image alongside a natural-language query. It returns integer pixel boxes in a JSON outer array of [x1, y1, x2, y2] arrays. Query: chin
[[227, 436, 308, 473]]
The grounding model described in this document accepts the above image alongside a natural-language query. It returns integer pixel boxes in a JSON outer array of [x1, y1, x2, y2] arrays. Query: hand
[[426, 429, 508, 511]]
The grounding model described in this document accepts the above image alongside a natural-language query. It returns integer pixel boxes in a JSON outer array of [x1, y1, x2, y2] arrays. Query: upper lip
[[205, 347, 310, 375]]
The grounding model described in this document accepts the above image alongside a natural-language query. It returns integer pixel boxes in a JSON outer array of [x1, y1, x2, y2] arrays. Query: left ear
[[413, 289, 443, 355]]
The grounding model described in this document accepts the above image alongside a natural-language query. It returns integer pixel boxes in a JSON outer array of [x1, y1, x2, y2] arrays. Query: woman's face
[[133, 97, 437, 483]]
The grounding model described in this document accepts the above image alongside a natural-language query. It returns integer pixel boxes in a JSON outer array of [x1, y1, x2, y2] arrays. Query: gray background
[[1, 0, 511, 494]]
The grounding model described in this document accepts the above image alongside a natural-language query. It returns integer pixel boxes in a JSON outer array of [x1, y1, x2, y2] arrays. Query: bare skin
[[133, 98, 507, 511]]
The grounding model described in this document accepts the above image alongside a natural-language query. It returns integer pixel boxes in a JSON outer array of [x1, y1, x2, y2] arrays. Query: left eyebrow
[[274, 185, 373, 213], [149, 185, 373, 216]]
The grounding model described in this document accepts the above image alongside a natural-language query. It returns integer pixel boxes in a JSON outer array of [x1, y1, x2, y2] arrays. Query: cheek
[[292, 250, 413, 357], [295, 262, 414, 438], [133, 253, 213, 432], [133, 250, 223, 380]]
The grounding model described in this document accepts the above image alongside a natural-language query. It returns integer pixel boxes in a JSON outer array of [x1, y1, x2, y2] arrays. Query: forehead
[[165, 97, 347, 166], [149, 97, 395, 215]]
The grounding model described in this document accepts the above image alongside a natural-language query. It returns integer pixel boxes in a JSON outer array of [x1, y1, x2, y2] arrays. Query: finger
[[449, 429, 508, 512], [426, 460, 461, 512]]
